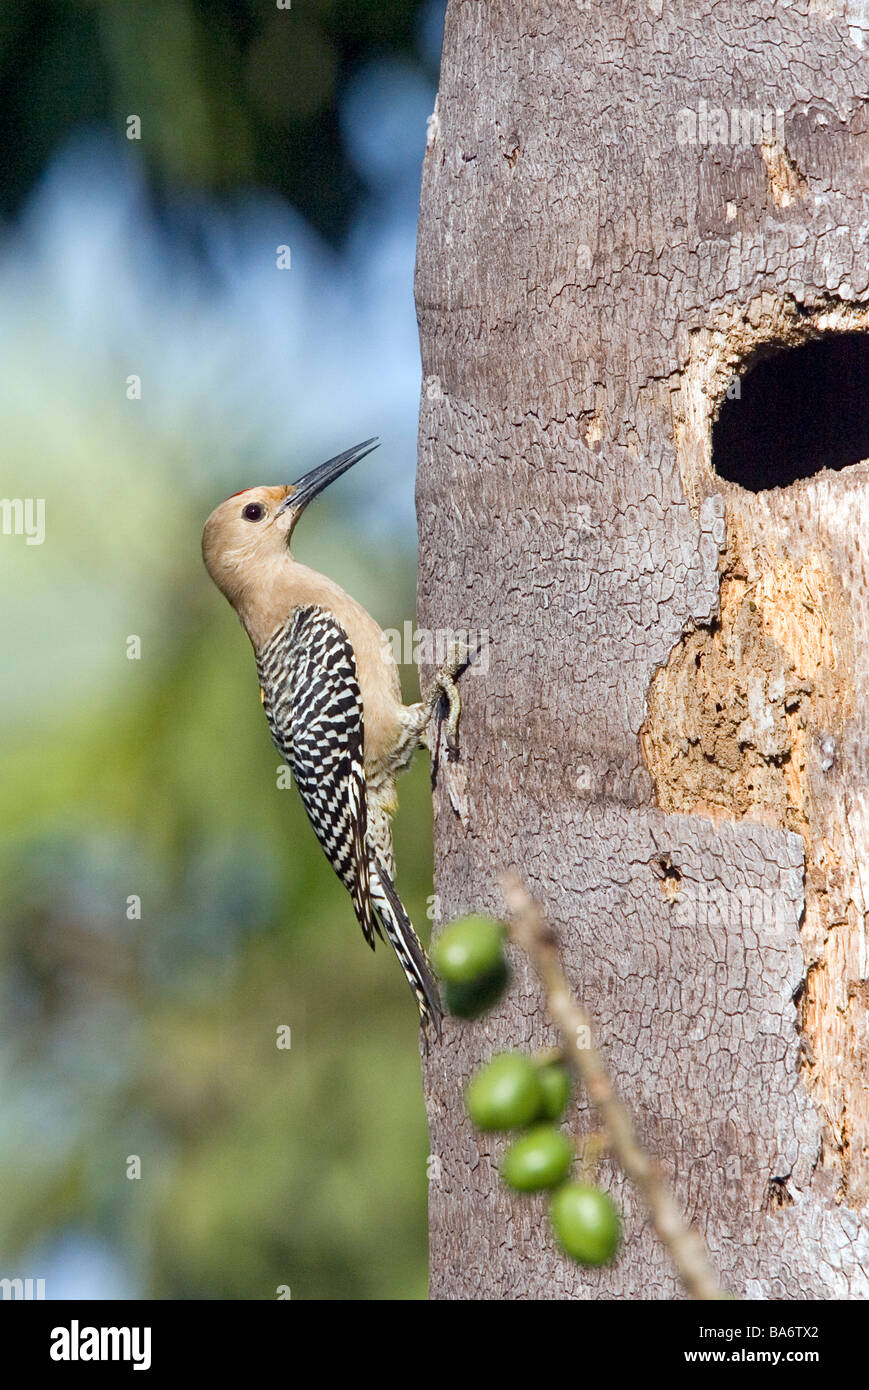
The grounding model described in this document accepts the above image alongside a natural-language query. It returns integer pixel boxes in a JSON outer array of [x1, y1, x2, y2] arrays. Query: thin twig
[[503, 873, 730, 1301]]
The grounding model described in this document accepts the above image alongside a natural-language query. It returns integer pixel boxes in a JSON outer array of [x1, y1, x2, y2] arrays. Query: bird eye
[[242, 502, 266, 522]]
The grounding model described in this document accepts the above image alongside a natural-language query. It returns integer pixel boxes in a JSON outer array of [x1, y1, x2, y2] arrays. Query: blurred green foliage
[[0, 0, 437, 242], [0, 0, 441, 1300], [1, 484, 436, 1298]]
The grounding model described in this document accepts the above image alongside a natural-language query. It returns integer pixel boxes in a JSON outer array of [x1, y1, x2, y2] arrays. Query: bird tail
[[368, 858, 443, 1040]]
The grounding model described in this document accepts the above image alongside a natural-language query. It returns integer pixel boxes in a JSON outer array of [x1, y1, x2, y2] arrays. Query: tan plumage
[[203, 482, 408, 774], [201, 441, 447, 1031]]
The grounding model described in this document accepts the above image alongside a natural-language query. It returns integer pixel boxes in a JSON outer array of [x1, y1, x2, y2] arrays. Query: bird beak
[[278, 438, 380, 517]]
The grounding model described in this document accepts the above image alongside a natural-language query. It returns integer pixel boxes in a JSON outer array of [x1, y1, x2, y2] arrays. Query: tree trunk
[[415, 0, 869, 1299]]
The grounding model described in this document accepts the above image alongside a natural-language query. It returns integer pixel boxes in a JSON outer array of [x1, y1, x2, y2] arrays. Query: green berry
[[434, 915, 506, 985], [443, 959, 509, 1019], [549, 1183, 621, 1266], [536, 1061, 572, 1121], [465, 1053, 543, 1131], [501, 1125, 573, 1192]]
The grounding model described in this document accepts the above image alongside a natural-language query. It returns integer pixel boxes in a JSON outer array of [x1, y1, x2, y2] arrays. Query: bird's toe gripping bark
[[425, 639, 471, 759]]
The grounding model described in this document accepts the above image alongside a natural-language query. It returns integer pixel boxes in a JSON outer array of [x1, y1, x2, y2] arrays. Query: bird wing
[[258, 605, 380, 948]]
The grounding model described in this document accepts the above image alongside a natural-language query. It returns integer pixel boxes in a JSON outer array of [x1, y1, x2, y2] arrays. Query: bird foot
[[425, 639, 472, 760]]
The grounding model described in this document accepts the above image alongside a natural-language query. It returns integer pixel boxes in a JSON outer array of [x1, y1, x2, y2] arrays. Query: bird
[[201, 439, 466, 1038]]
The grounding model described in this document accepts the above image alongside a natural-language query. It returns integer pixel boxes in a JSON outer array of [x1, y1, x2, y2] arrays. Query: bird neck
[[236, 552, 353, 652]]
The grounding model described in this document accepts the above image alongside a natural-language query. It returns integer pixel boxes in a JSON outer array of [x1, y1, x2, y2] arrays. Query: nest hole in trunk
[[712, 332, 869, 492]]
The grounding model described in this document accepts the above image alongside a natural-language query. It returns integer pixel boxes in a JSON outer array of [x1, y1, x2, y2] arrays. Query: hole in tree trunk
[[711, 332, 869, 492], [652, 854, 683, 899]]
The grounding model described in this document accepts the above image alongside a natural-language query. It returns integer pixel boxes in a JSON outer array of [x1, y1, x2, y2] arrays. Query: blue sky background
[[0, 2, 448, 1300]]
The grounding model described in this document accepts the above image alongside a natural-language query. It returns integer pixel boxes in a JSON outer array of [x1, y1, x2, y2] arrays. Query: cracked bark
[[415, 0, 869, 1299]]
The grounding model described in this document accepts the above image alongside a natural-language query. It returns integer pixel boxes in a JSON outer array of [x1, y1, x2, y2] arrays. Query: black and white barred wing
[[257, 606, 379, 947]]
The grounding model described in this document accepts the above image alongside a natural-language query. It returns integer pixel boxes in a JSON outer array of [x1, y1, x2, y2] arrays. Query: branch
[[503, 874, 730, 1301]]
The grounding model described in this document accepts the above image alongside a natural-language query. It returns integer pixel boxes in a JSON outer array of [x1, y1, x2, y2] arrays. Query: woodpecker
[[201, 439, 465, 1037]]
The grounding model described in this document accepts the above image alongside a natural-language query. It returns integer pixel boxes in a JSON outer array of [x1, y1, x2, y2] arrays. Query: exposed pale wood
[[415, 0, 869, 1299]]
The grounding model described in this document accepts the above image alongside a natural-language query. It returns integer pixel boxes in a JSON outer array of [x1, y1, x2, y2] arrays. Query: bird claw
[[427, 639, 472, 759]]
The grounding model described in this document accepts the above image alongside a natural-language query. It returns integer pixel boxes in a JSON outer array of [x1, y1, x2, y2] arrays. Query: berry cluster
[[433, 915, 621, 1268]]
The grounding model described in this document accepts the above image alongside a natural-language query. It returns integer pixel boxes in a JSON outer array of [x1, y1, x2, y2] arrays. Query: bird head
[[201, 438, 379, 605]]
